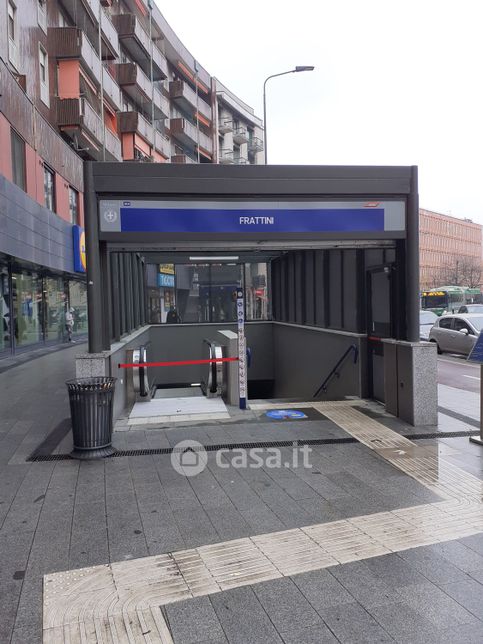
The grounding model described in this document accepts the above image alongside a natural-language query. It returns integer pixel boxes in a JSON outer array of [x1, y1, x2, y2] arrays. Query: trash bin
[[66, 377, 117, 459]]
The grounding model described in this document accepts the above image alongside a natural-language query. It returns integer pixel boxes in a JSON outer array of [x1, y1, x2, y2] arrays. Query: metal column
[[84, 162, 104, 353], [406, 165, 420, 342]]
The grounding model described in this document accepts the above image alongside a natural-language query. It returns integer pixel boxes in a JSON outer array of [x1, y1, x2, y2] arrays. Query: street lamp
[[263, 66, 315, 164]]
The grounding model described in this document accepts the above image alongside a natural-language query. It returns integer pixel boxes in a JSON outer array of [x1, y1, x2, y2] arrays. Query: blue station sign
[[99, 200, 406, 236]]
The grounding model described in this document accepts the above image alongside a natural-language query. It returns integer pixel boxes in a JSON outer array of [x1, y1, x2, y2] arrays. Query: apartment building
[[419, 208, 483, 290], [0, 0, 264, 357]]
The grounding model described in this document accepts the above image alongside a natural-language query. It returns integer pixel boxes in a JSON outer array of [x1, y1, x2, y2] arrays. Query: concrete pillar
[[217, 330, 239, 406], [383, 339, 437, 426]]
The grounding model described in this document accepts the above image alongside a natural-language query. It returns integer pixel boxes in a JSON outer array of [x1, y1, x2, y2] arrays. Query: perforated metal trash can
[[66, 377, 117, 459]]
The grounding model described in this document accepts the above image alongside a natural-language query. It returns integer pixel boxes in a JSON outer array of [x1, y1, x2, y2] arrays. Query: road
[[438, 354, 480, 393]]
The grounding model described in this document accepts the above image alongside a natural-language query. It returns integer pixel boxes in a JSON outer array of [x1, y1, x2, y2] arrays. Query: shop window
[[11, 129, 26, 191], [39, 44, 49, 106], [69, 281, 88, 336], [69, 186, 79, 224], [245, 263, 269, 320], [44, 276, 66, 343], [43, 164, 55, 212], [0, 266, 11, 354], [11, 271, 43, 348]]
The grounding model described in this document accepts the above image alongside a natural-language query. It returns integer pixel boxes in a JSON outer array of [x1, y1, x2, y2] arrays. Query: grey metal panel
[[343, 250, 358, 332], [294, 252, 304, 325], [314, 250, 326, 327], [271, 259, 282, 320], [92, 163, 413, 196], [272, 323, 363, 399], [383, 340, 398, 415], [0, 175, 76, 274], [396, 343, 414, 423], [287, 253, 296, 323], [147, 322, 274, 385], [329, 251, 342, 329], [304, 251, 315, 326]]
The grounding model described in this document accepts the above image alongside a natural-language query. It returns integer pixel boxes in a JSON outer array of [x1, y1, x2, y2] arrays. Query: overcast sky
[[158, 0, 483, 223]]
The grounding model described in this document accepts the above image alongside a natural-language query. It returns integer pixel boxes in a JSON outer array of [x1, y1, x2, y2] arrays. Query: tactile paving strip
[[43, 400, 483, 643]]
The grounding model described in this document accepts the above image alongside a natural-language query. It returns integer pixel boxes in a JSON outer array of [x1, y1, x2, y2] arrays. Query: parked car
[[420, 310, 438, 340], [429, 313, 483, 355], [458, 304, 483, 314]]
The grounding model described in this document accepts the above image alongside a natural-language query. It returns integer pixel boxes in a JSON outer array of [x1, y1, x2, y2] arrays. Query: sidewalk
[[2, 350, 483, 643]]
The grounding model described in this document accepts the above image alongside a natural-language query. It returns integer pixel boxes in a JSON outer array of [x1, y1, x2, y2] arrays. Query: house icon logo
[[171, 440, 207, 476]]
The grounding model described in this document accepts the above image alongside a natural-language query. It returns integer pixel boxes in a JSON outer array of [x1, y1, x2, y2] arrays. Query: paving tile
[[291, 568, 354, 610], [438, 579, 483, 620], [239, 505, 286, 534], [438, 621, 483, 644], [318, 601, 394, 643], [204, 504, 252, 541], [172, 507, 220, 549], [398, 545, 473, 584], [328, 560, 397, 609], [362, 553, 429, 588], [431, 539, 483, 573], [10, 622, 42, 644], [369, 601, 444, 642], [210, 586, 284, 644], [278, 621, 339, 643], [165, 596, 226, 644], [252, 577, 321, 635], [395, 582, 480, 630]]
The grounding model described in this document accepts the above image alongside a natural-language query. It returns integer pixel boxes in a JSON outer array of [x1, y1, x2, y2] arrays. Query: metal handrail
[[313, 344, 359, 398]]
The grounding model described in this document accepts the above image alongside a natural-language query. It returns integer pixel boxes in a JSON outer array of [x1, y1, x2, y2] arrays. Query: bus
[[420, 286, 482, 316]]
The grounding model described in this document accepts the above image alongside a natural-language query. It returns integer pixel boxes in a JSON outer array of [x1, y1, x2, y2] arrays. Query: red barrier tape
[[118, 357, 239, 369]]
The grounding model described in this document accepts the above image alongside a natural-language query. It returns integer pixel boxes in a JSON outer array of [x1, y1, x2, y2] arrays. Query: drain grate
[[26, 430, 479, 462]]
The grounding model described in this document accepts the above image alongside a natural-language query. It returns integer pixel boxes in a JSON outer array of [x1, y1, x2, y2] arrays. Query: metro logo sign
[[72, 225, 86, 273]]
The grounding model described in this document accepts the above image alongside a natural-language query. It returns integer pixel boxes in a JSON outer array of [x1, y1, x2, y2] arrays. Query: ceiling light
[[189, 256, 239, 261]]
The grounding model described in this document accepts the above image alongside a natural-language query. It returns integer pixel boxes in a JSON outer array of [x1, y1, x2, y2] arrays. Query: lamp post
[[263, 66, 314, 164]]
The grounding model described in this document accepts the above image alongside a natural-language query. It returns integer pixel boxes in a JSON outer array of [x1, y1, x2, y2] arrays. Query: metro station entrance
[[80, 163, 437, 426]]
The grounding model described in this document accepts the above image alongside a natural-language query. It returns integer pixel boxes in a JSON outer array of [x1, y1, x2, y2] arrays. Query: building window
[[37, 0, 47, 32], [43, 165, 55, 212], [8, 1, 18, 68], [39, 44, 49, 106], [11, 129, 26, 191], [69, 187, 79, 224]]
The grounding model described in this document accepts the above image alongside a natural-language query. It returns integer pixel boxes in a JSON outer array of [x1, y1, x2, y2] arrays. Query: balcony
[[154, 130, 171, 158], [48, 27, 101, 87], [219, 119, 233, 134], [247, 136, 264, 153], [170, 118, 213, 154], [233, 126, 249, 145], [56, 97, 121, 161], [171, 154, 197, 164], [115, 62, 152, 105], [58, 0, 119, 59], [113, 13, 167, 80], [100, 9, 120, 59], [153, 87, 170, 121], [169, 80, 212, 122], [104, 126, 122, 160], [219, 150, 248, 165], [118, 110, 153, 143], [102, 67, 121, 111]]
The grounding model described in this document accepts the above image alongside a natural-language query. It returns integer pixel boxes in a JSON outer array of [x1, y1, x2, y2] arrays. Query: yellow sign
[[159, 264, 175, 275]]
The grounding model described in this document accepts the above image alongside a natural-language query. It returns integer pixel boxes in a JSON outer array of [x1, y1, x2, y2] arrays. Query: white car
[[429, 313, 483, 355], [419, 310, 438, 341]]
